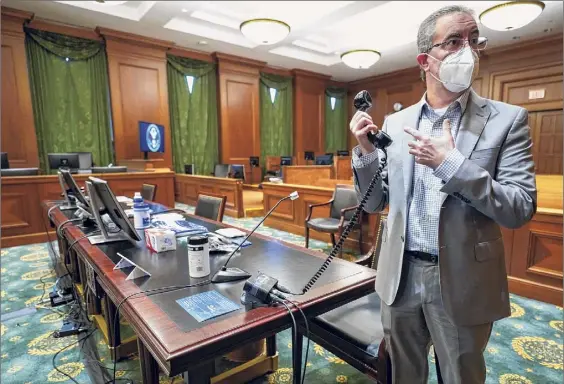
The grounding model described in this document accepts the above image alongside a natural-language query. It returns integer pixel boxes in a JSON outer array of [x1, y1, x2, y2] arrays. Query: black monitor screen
[[89, 177, 141, 242], [231, 165, 245, 180], [280, 156, 292, 166], [60, 169, 90, 208], [1, 152, 9, 169], [48, 153, 80, 170], [139, 121, 165, 153], [249, 156, 259, 167], [315, 155, 333, 165], [304, 151, 315, 161], [337, 150, 350, 156]]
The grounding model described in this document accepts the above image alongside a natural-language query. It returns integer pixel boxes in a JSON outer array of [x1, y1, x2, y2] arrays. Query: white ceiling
[[3, 0, 563, 81]]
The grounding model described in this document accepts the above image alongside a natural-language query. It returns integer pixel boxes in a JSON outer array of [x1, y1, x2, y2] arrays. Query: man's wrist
[[352, 146, 379, 169], [433, 148, 465, 182]]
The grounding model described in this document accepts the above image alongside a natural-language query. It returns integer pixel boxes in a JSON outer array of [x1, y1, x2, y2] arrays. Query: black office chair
[[141, 184, 157, 201], [213, 164, 230, 178], [297, 217, 444, 384], [305, 184, 362, 255], [184, 164, 195, 175], [194, 193, 227, 222]]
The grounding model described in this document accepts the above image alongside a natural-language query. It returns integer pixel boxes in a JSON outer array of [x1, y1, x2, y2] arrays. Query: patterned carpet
[[0, 203, 562, 384]]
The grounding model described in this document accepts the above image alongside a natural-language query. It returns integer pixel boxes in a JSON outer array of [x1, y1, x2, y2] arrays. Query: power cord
[[110, 281, 211, 384]]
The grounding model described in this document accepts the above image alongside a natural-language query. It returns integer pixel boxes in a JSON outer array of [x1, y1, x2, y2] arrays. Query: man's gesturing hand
[[405, 119, 454, 170]]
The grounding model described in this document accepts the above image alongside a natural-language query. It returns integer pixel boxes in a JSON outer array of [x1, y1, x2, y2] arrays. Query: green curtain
[[167, 54, 218, 175], [260, 73, 293, 167], [25, 27, 113, 172], [325, 87, 348, 153]]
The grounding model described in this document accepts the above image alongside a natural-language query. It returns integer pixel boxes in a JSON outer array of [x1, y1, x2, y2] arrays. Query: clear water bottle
[[133, 192, 150, 229]]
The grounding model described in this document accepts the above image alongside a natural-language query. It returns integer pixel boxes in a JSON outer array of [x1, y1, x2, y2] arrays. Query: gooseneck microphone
[[211, 191, 299, 284]]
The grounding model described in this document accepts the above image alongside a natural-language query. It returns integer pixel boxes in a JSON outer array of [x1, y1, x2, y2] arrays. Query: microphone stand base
[[211, 268, 251, 283]]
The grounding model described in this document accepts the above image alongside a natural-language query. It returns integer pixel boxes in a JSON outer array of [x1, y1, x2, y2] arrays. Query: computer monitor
[[1, 152, 9, 169], [139, 121, 165, 159], [315, 154, 334, 165], [184, 164, 195, 175], [337, 150, 350, 156], [249, 156, 259, 167], [280, 156, 292, 166], [59, 169, 90, 209], [48, 153, 80, 172], [86, 177, 141, 245], [75, 152, 93, 169], [230, 165, 245, 181], [304, 151, 315, 161], [214, 164, 230, 178]]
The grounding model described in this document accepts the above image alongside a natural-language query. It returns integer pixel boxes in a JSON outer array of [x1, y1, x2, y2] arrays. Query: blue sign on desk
[[176, 291, 240, 322]]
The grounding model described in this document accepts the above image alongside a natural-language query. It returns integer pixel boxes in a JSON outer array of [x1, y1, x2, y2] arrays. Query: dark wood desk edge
[[3, 171, 175, 184], [45, 201, 376, 376]]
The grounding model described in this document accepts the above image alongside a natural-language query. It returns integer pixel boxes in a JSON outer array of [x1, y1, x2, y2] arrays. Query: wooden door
[[530, 110, 563, 175]]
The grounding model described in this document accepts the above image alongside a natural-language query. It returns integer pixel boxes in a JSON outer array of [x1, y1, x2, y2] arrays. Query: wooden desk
[[46, 201, 377, 384], [1, 170, 175, 247], [175, 174, 244, 218], [261, 182, 378, 253], [334, 156, 353, 180], [282, 165, 334, 185]]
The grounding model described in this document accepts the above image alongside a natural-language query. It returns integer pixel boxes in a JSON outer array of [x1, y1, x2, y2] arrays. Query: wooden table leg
[[266, 335, 276, 357], [138, 338, 159, 384], [292, 332, 303, 384], [105, 297, 121, 361], [183, 361, 214, 384]]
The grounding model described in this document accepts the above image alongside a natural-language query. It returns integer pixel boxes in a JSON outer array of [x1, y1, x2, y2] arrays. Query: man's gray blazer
[[353, 89, 537, 326]]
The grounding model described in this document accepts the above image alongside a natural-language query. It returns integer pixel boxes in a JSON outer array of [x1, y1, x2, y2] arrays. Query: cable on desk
[[110, 281, 211, 384], [283, 298, 310, 384], [273, 299, 299, 384]]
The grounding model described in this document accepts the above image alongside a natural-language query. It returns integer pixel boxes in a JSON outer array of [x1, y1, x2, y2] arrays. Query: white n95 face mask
[[427, 46, 479, 93]]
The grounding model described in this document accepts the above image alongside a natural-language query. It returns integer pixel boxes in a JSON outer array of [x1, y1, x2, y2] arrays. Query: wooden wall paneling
[[215, 53, 265, 170], [1, 8, 39, 168], [531, 110, 563, 175], [98, 28, 174, 170], [282, 165, 333, 185], [293, 70, 331, 163], [509, 211, 563, 305]]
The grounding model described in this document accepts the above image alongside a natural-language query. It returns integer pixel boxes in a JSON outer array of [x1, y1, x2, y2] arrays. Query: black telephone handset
[[353, 90, 393, 150], [282, 90, 393, 296]]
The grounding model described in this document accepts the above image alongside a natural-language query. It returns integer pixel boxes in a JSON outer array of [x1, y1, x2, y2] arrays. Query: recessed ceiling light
[[479, 1, 545, 31], [181, 8, 188, 13], [198, 40, 208, 45]]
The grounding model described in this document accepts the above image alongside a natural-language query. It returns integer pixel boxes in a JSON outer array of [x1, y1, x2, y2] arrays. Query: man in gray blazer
[[350, 5, 537, 384]]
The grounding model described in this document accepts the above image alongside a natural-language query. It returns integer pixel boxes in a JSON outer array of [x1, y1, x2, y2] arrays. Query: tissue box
[[144, 228, 176, 253]]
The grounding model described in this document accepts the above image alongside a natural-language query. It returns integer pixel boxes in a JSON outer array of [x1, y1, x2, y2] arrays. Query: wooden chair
[[141, 183, 157, 201], [296, 216, 444, 383], [304, 184, 362, 255], [194, 193, 227, 222]]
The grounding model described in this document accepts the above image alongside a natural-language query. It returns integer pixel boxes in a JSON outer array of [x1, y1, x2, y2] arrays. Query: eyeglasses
[[427, 36, 488, 53]]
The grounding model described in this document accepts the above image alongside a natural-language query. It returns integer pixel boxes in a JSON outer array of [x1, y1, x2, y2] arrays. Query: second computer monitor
[[280, 156, 292, 166], [48, 153, 80, 171], [304, 151, 315, 161], [88, 176, 141, 243], [1, 152, 9, 169], [59, 169, 90, 208], [315, 154, 334, 165]]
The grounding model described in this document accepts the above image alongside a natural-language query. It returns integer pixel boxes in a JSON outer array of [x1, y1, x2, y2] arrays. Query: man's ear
[[416, 53, 429, 72]]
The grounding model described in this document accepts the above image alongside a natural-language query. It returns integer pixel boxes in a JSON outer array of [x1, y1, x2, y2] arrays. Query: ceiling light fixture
[[240, 18, 290, 45], [479, 1, 545, 31], [340, 50, 381, 69]]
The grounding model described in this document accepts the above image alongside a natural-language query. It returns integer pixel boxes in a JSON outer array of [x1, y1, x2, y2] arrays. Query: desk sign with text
[[176, 291, 240, 322]]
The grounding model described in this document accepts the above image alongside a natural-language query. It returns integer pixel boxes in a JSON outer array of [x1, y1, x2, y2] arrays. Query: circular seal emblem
[[146, 124, 161, 152]]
